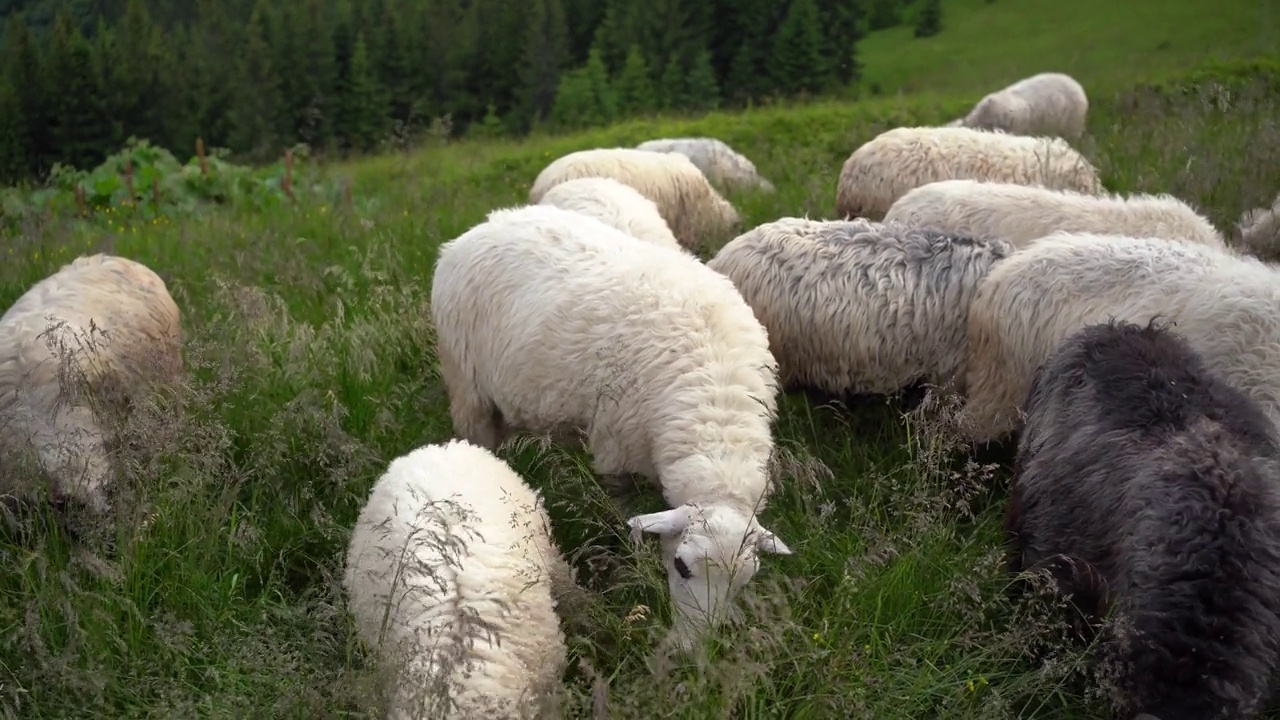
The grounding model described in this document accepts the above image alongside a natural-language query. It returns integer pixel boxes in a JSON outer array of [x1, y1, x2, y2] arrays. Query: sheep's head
[[628, 503, 791, 651]]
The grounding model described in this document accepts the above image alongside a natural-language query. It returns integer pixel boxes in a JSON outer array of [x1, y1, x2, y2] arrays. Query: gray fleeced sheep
[[883, 180, 1226, 250], [835, 126, 1103, 221], [636, 137, 776, 193], [1232, 192, 1280, 262], [960, 72, 1089, 140], [706, 216, 1014, 398]]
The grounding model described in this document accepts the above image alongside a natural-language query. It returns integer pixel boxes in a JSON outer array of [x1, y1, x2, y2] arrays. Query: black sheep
[[1005, 318, 1280, 720]]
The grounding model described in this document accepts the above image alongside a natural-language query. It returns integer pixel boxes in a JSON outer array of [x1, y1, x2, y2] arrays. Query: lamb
[[883, 180, 1227, 250], [528, 147, 742, 251], [431, 204, 792, 650], [1232, 192, 1280, 262], [343, 439, 570, 720], [958, 233, 1280, 444], [1005, 319, 1280, 720], [535, 177, 683, 251], [706, 216, 1013, 398], [635, 137, 776, 193], [834, 126, 1103, 221], [960, 72, 1089, 140], [0, 253, 183, 513]]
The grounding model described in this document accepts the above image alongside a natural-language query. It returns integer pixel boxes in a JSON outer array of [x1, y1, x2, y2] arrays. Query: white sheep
[[1232, 192, 1280, 262], [635, 137, 776, 193], [835, 126, 1103, 221], [961, 72, 1089, 140], [528, 147, 742, 251], [707, 216, 1013, 398], [0, 253, 183, 513], [535, 177, 683, 251], [883, 180, 1227, 250], [958, 233, 1280, 444], [431, 204, 792, 650], [344, 439, 570, 720]]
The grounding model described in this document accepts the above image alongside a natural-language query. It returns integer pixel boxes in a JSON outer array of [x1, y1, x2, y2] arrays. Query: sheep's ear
[[754, 527, 792, 555], [627, 507, 691, 544]]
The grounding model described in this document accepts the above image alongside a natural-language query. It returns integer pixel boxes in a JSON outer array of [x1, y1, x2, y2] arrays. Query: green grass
[[1, 26, 1279, 720], [858, 0, 1280, 97]]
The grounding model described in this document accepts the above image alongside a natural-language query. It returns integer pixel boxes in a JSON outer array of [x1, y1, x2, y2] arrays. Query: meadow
[[2, 9, 1280, 720]]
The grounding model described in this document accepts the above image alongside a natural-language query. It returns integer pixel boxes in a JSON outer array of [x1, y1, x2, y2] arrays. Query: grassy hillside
[[0, 11, 1279, 720], [857, 0, 1280, 96]]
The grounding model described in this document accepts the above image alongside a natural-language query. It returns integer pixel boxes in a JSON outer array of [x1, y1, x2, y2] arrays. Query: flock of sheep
[[3, 71, 1280, 720]]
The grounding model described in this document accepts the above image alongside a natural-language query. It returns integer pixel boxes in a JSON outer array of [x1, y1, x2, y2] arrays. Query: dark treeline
[[0, 0, 929, 183]]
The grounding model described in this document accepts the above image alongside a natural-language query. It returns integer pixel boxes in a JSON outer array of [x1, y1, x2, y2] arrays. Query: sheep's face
[[968, 96, 1022, 132], [628, 503, 791, 651]]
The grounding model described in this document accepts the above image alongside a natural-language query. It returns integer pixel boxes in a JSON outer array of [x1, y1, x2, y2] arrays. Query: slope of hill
[[0, 2, 1277, 719], [857, 0, 1280, 96]]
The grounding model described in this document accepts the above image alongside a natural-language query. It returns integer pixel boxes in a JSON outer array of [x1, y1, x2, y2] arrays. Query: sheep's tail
[[1115, 417, 1280, 718]]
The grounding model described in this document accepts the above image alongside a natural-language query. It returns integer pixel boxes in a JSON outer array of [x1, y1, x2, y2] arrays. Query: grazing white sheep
[[835, 126, 1103, 221], [344, 439, 570, 720], [431, 204, 792, 650], [528, 147, 742, 250], [0, 254, 183, 513], [707, 217, 1013, 398], [958, 233, 1280, 444], [535, 177, 682, 251], [961, 72, 1089, 140], [635, 137, 776, 193], [883, 180, 1227, 250], [1232, 192, 1280, 262]]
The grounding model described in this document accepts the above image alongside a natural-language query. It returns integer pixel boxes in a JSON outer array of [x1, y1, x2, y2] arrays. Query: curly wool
[[959, 233, 1280, 443], [883, 180, 1226, 250], [707, 216, 1013, 397], [636, 137, 776, 193], [0, 254, 183, 512], [1232, 192, 1280, 263], [535, 177, 683, 251], [431, 204, 788, 647], [961, 72, 1089, 139], [1006, 319, 1280, 720], [835, 126, 1103, 221], [344, 439, 570, 720], [528, 147, 742, 250]]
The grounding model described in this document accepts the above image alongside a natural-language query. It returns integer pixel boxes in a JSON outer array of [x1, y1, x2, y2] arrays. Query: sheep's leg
[[438, 351, 506, 450]]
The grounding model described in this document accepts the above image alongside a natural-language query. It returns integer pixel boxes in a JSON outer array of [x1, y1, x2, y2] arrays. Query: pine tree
[[186, 0, 236, 150], [657, 57, 685, 111], [228, 2, 284, 158], [516, 0, 569, 129], [614, 44, 656, 116], [816, 0, 865, 88], [915, 0, 943, 38], [375, 0, 418, 126], [340, 33, 390, 150], [770, 0, 827, 96]]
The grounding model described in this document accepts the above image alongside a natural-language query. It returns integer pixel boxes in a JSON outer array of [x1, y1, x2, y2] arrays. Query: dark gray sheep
[[1005, 319, 1280, 720]]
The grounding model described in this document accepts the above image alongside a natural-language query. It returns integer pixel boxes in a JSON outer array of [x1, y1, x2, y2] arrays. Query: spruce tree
[[45, 8, 110, 170], [341, 33, 390, 150], [516, 0, 569, 129], [769, 0, 827, 96], [0, 81, 29, 184], [614, 44, 656, 116], [4, 15, 44, 176], [115, 0, 170, 148], [228, 3, 284, 158], [684, 49, 720, 112], [915, 0, 943, 38]]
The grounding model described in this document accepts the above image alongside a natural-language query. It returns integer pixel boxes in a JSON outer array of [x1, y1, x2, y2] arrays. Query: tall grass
[[0, 65, 1278, 719]]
